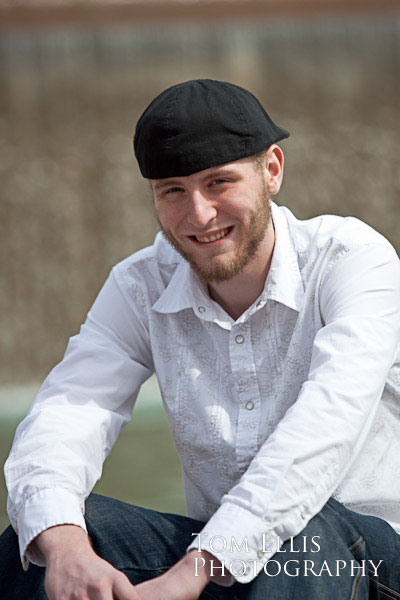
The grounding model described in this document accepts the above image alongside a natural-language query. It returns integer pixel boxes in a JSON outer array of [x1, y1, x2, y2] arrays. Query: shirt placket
[[230, 320, 261, 469]]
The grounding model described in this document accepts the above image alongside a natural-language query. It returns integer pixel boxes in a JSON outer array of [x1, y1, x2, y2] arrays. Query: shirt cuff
[[16, 488, 87, 570], [187, 501, 284, 585]]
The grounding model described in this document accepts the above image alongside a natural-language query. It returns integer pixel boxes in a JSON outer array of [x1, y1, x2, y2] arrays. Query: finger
[[113, 573, 142, 600], [76, 576, 118, 600], [75, 583, 113, 600], [90, 584, 114, 600]]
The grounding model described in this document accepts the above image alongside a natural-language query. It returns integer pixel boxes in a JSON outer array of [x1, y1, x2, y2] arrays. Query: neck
[[208, 222, 275, 321]]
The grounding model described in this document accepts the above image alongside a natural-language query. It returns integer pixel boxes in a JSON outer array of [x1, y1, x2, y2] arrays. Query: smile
[[193, 227, 232, 244]]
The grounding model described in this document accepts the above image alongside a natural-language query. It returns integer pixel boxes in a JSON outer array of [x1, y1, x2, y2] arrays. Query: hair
[[252, 148, 269, 174]]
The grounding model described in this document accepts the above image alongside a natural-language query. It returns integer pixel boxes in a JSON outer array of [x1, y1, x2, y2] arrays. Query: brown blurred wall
[[1, 0, 400, 29], [0, 15, 399, 385]]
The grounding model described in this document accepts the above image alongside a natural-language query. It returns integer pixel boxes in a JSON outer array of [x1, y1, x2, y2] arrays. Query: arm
[[186, 242, 400, 583], [4, 266, 154, 592]]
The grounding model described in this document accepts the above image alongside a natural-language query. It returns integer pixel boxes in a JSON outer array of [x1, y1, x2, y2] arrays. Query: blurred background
[[1, 0, 399, 532]]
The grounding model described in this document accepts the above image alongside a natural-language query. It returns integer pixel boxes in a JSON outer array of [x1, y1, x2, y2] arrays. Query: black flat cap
[[134, 79, 289, 179]]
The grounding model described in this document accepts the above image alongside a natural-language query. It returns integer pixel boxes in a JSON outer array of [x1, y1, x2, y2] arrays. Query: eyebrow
[[153, 168, 239, 191], [203, 168, 239, 181], [152, 179, 182, 191]]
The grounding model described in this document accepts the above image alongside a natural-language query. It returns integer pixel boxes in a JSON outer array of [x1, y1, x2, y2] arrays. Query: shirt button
[[301, 509, 307, 519], [257, 549, 264, 558], [245, 401, 254, 410], [235, 334, 244, 344], [198, 306, 206, 313]]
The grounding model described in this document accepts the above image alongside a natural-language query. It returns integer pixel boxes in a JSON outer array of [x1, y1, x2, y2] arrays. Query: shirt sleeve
[[187, 242, 400, 584], [4, 267, 154, 570]]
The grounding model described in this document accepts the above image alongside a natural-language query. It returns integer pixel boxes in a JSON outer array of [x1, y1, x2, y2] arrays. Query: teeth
[[196, 228, 229, 243]]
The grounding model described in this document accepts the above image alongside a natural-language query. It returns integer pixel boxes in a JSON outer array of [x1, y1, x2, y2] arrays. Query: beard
[[158, 177, 272, 283]]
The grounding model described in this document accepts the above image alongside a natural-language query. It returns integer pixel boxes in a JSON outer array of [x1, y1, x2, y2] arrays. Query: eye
[[164, 186, 183, 195], [211, 178, 228, 185]]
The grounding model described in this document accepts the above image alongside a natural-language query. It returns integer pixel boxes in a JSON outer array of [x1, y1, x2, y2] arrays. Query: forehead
[[150, 155, 255, 191]]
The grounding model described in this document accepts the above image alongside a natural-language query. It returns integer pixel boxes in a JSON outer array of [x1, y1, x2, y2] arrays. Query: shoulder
[[275, 203, 397, 271]]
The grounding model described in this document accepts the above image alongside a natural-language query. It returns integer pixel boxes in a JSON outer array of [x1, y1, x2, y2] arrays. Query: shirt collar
[[152, 256, 194, 314], [265, 202, 304, 312], [152, 203, 304, 316]]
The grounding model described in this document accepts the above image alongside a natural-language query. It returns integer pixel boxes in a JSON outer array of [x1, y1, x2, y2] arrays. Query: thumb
[[113, 572, 142, 599]]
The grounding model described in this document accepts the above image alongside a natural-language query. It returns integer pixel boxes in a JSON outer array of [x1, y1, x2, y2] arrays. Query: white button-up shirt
[[5, 202, 400, 584]]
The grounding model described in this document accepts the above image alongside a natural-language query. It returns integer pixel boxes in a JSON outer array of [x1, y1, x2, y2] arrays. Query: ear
[[264, 145, 284, 195]]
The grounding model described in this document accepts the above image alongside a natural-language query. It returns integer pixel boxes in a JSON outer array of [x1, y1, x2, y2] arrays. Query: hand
[[134, 550, 227, 600], [34, 524, 141, 599]]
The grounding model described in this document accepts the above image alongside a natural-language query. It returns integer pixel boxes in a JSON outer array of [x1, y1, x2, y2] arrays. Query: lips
[[192, 226, 232, 244]]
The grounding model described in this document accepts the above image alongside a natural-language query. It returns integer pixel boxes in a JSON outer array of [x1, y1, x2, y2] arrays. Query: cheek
[[156, 207, 182, 234], [220, 198, 250, 223]]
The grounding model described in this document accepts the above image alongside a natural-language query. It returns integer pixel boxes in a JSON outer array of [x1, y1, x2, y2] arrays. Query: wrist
[[34, 524, 90, 562], [185, 549, 229, 587], [185, 550, 212, 587]]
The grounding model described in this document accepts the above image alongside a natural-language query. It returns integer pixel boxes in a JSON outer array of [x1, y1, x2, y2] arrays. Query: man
[[1, 79, 400, 599]]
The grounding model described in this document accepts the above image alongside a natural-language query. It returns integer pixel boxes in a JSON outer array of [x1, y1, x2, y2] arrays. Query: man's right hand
[[34, 524, 141, 600]]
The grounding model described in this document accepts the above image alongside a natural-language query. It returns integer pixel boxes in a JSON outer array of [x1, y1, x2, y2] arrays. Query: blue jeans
[[0, 495, 399, 599]]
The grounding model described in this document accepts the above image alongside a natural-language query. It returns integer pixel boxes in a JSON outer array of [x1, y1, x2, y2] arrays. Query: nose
[[186, 189, 217, 228]]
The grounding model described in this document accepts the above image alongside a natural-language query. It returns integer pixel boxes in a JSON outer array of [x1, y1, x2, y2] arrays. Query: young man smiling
[[1, 79, 400, 600], [153, 150, 279, 319]]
